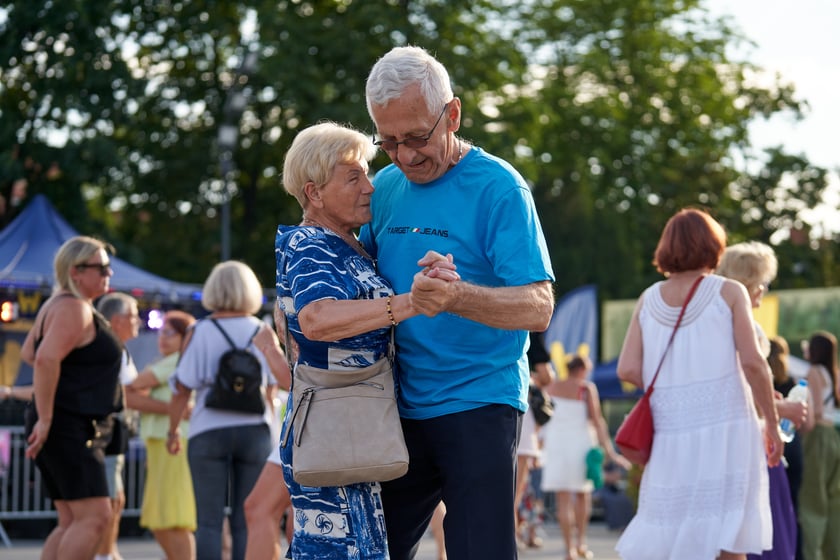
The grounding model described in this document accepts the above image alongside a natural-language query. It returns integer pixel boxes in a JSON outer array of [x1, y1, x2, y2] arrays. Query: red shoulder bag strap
[[647, 274, 705, 391]]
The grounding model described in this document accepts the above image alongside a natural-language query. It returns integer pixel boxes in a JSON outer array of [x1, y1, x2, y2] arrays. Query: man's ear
[[447, 97, 462, 133]]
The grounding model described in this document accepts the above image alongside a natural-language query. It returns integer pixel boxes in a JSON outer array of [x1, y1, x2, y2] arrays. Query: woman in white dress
[[615, 208, 783, 560], [541, 354, 629, 560]]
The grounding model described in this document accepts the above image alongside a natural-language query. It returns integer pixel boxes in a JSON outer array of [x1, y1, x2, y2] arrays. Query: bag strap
[[210, 318, 260, 350], [648, 274, 705, 390]]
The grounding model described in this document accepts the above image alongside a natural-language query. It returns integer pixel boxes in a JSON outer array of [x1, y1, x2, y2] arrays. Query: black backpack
[[204, 319, 265, 414]]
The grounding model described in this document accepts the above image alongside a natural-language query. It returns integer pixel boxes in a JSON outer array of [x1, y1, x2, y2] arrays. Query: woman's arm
[[1, 384, 33, 401], [254, 323, 291, 391], [585, 382, 631, 469], [616, 297, 645, 389], [298, 293, 415, 342], [725, 279, 783, 466], [806, 364, 828, 424], [125, 383, 170, 415], [166, 380, 191, 455]]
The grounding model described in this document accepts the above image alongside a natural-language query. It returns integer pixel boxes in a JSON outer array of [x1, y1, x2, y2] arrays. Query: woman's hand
[[25, 419, 51, 460], [777, 399, 808, 428], [418, 251, 461, 282], [166, 429, 182, 455], [763, 422, 784, 467], [609, 451, 632, 471]]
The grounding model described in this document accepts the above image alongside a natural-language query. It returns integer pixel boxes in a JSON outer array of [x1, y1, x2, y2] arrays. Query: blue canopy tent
[[0, 195, 205, 386], [591, 358, 643, 400], [0, 194, 201, 301]]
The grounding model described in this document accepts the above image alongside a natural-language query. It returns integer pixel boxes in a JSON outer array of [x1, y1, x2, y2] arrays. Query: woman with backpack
[[167, 260, 287, 560]]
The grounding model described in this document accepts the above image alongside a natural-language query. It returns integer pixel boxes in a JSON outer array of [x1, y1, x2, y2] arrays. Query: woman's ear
[[303, 181, 324, 208]]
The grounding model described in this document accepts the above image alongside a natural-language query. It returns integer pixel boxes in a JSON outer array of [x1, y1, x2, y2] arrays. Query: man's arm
[[411, 274, 554, 332]]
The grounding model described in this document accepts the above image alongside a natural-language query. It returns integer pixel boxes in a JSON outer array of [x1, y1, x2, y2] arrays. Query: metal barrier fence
[[0, 426, 147, 547]]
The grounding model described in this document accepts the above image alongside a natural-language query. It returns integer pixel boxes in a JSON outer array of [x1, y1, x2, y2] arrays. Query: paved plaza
[[1, 519, 624, 559]]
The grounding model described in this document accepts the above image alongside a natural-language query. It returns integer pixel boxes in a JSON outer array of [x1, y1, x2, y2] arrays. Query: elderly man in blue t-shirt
[[360, 46, 555, 560]]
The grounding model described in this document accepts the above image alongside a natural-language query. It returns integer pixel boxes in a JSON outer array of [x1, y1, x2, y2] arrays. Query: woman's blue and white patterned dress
[[276, 224, 394, 560]]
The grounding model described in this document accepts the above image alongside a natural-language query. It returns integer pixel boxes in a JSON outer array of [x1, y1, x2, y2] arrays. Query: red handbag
[[615, 275, 704, 465]]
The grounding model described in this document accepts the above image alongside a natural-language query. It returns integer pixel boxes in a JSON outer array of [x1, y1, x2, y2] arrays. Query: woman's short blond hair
[[716, 241, 778, 293], [201, 260, 264, 314], [282, 122, 376, 208], [53, 236, 114, 299]]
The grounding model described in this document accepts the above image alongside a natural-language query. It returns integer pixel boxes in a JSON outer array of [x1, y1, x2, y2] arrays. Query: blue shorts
[[104, 453, 125, 499], [381, 404, 522, 560]]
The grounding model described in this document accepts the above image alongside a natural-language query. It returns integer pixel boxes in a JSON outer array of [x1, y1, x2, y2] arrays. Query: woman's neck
[[301, 216, 373, 261]]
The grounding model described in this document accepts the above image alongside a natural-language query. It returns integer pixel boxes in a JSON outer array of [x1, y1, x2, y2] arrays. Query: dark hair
[[566, 354, 592, 374], [808, 331, 838, 403], [164, 310, 196, 338], [767, 336, 790, 386], [653, 208, 726, 274]]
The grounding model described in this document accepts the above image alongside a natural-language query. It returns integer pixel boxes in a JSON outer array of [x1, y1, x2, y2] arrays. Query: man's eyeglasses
[[373, 102, 449, 152], [76, 262, 112, 276]]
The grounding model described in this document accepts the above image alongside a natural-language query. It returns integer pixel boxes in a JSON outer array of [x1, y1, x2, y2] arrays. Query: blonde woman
[[717, 241, 808, 560], [20, 236, 123, 560], [168, 261, 284, 560]]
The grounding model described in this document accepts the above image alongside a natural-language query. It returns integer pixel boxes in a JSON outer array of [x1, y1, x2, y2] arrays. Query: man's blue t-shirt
[[359, 147, 554, 420]]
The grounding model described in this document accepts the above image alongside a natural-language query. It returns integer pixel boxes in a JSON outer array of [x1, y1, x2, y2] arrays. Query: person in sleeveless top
[[798, 331, 840, 560], [541, 354, 629, 560], [616, 208, 783, 560], [20, 235, 124, 560]]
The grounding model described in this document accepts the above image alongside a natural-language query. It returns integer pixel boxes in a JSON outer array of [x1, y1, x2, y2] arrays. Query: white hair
[[365, 46, 453, 116]]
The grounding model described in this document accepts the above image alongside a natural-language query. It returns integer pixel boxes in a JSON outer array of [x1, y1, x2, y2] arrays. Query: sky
[[704, 0, 840, 236]]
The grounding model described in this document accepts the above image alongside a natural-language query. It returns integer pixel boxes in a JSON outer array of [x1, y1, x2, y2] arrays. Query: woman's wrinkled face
[[310, 158, 374, 232], [750, 281, 771, 308]]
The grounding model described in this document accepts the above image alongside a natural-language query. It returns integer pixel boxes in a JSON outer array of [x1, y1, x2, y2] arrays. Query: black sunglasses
[[76, 262, 112, 276], [373, 102, 449, 152]]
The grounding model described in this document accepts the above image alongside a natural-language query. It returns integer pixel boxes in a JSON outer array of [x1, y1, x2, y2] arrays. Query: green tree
[[490, 0, 832, 298], [1, 0, 835, 296]]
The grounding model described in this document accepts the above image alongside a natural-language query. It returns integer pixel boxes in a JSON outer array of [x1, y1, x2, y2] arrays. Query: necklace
[[301, 218, 374, 261]]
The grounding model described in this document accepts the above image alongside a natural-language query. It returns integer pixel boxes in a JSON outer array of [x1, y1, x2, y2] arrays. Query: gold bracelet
[[386, 295, 398, 326]]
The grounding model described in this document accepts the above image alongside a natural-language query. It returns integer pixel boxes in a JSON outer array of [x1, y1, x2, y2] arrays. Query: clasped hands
[[410, 250, 462, 317]]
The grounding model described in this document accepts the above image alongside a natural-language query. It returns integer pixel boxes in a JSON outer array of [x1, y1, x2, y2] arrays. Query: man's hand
[[411, 251, 461, 316]]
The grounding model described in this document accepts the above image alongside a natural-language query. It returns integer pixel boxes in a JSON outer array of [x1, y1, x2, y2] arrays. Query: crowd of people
[[2, 45, 839, 560]]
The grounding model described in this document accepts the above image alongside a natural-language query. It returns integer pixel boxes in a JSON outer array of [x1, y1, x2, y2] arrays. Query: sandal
[[577, 545, 594, 559], [527, 535, 543, 549]]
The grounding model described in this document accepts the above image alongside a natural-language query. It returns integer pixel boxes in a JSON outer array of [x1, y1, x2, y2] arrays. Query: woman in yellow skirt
[[128, 310, 197, 559]]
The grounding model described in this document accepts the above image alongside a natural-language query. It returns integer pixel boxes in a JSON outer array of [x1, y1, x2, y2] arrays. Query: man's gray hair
[[365, 46, 453, 117], [96, 292, 137, 320]]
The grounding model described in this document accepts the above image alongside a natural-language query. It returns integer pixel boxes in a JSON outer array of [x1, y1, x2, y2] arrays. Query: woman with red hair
[[616, 208, 783, 560]]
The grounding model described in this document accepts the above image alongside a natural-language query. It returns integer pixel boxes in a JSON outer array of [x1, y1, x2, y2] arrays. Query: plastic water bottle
[[779, 379, 809, 443]]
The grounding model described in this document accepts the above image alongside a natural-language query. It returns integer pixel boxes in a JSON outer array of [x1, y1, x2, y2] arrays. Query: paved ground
[[1, 520, 623, 559]]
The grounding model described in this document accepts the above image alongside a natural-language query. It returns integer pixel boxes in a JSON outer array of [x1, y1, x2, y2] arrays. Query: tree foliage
[[0, 0, 835, 297]]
